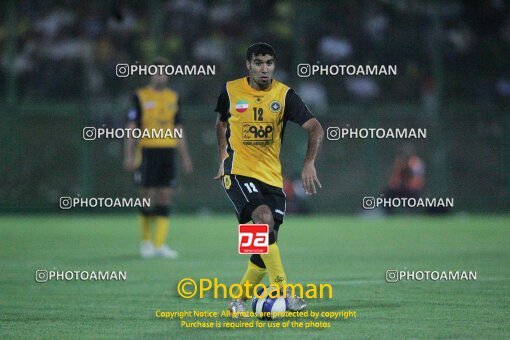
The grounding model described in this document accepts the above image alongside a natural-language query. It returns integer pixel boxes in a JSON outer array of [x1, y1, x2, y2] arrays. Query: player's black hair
[[246, 43, 275, 61]]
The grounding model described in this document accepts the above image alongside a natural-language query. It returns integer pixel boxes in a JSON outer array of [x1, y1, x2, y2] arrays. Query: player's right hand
[[182, 157, 194, 175], [302, 161, 322, 195]]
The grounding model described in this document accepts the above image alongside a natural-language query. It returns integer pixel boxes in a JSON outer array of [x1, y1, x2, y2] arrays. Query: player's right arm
[[214, 115, 228, 179], [124, 94, 141, 172], [213, 84, 229, 180]]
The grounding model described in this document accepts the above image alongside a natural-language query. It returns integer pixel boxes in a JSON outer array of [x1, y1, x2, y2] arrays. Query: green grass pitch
[[1, 214, 509, 338]]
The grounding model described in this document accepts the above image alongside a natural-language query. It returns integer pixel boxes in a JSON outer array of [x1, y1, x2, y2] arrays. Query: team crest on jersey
[[144, 101, 155, 109], [269, 100, 281, 113], [223, 175, 231, 189], [235, 100, 249, 113]]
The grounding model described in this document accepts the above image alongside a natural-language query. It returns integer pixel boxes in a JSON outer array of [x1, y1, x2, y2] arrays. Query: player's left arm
[[284, 89, 324, 195], [301, 118, 324, 195]]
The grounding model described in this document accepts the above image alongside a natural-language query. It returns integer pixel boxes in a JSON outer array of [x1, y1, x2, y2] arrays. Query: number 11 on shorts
[[238, 224, 269, 254]]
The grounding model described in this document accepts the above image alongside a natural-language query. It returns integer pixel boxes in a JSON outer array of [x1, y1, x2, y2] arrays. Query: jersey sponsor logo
[[235, 100, 249, 113], [238, 224, 269, 254], [242, 122, 274, 145], [223, 175, 231, 189], [269, 100, 281, 113]]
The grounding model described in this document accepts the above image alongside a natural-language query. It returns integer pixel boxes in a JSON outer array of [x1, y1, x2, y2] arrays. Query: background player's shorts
[[134, 148, 177, 188], [222, 174, 286, 224]]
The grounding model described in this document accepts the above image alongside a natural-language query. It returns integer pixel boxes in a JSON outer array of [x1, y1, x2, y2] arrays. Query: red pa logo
[[238, 224, 269, 254]]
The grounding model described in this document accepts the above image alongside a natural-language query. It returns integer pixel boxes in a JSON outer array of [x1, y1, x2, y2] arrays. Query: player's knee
[[252, 205, 274, 229], [155, 189, 172, 206], [155, 195, 170, 206], [252, 205, 277, 244], [156, 199, 170, 207]]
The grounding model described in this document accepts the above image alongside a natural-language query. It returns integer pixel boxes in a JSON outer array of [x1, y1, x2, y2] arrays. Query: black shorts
[[222, 174, 286, 224], [134, 148, 177, 188]]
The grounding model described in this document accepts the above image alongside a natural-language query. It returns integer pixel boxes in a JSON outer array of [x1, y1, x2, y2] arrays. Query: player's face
[[150, 73, 169, 89], [246, 54, 275, 90]]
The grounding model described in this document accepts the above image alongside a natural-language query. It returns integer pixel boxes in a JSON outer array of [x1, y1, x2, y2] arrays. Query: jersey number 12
[[253, 107, 264, 121]]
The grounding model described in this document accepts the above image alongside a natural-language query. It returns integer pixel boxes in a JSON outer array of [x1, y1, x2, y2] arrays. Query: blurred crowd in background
[[1, 1, 508, 213], [2, 0, 510, 112]]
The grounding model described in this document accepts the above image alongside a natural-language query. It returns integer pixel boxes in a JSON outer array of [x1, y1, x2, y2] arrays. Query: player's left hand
[[213, 159, 225, 180], [302, 161, 322, 195], [123, 157, 137, 172], [182, 157, 193, 175]]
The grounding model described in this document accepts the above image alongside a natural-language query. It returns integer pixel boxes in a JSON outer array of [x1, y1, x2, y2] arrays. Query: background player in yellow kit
[[214, 43, 324, 313], [124, 58, 193, 258]]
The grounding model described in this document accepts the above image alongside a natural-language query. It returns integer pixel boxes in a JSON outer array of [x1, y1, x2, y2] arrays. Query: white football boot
[[285, 287, 307, 311], [228, 299, 247, 318], [140, 241, 156, 258], [155, 244, 178, 259]]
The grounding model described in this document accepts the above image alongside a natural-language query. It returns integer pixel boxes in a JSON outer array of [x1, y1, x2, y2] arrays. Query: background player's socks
[[154, 216, 169, 248], [154, 205, 169, 248], [139, 214, 152, 242], [153, 206, 178, 258], [239, 260, 267, 300], [260, 243, 287, 288], [139, 209, 155, 258]]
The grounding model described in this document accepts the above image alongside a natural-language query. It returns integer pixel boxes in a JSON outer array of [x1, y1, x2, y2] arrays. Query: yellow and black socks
[[260, 243, 288, 288], [153, 205, 170, 248], [140, 208, 153, 242], [239, 255, 267, 300]]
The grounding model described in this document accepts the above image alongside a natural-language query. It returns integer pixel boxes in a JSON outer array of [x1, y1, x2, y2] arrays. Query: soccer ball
[[251, 286, 287, 320]]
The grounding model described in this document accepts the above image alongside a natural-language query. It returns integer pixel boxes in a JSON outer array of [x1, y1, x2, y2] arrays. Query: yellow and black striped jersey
[[128, 86, 181, 148], [215, 77, 313, 188]]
